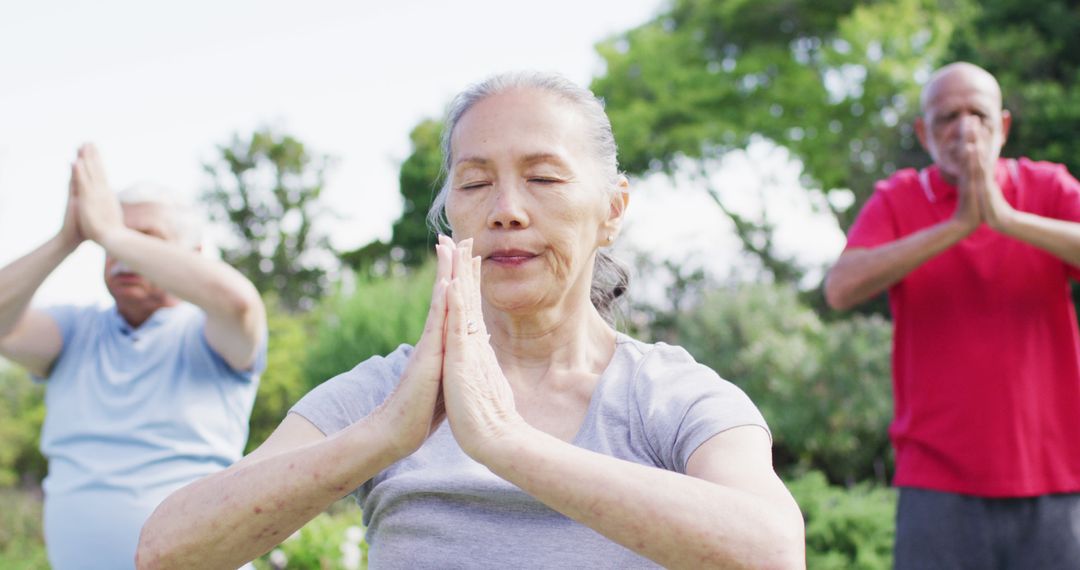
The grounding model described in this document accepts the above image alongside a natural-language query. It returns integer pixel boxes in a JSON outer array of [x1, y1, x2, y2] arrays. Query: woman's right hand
[[368, 235, 457, 460]]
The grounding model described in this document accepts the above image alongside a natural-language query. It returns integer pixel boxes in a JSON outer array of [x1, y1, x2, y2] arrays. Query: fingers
[[77, 144, 106, 188], [445, 275, 470, 352], [73, 158, 92, 193], [417, 275, 449, 353], [436, 235, 454, 282], [69, 163, 79, 197], [470, 255, 483, 325]]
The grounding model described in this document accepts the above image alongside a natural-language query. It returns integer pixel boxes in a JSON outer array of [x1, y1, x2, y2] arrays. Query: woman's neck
[[485, 297, 616, 384]]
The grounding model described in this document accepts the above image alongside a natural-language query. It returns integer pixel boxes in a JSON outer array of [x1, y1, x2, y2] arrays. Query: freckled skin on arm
[[137, 241, 458, 569]]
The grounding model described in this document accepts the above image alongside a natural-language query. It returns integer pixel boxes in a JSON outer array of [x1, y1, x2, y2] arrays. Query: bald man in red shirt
[[826, 62, 1080, 569]]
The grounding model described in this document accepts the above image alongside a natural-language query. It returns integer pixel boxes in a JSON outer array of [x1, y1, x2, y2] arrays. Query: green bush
[[0, 488, 47, 569], [247, 301, 316, 452], [0, 362, 46, 487], [788, 471, 897, 569], [255, 499, 367, 570], [303, 264, 434, 390], [673, 283, 894, 484]]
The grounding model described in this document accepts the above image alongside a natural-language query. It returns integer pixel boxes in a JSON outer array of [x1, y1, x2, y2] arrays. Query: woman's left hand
[[441, 239, 526, 463]]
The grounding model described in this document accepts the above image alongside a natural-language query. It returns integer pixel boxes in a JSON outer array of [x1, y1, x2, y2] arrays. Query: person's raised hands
[[71, 144, 124, 245], [441, 238, 525, 464], [368, 235, 455, 460], [956, 117, 1015, 232], [59, 164, 85, 250]]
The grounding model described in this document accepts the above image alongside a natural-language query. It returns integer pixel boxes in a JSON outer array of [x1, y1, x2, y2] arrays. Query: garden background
[[2, 0, 1078, 567]]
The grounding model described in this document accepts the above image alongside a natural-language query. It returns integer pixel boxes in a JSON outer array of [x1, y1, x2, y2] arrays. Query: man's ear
[[914, 116, 931, 154], [1000, 109, 1012, 146]]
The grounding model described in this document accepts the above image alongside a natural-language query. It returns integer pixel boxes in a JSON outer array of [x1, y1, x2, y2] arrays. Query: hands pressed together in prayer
[[951, 118, 1016, 233], [372, 234, 524, 465], [59, 143, 126, 251]]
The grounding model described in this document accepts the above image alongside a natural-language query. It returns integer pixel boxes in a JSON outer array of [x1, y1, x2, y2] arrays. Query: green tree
[[947, 0, 1080, 177], [592, 0, 963, 283], [0, 362, 46, 488], [203, 128, 336, 312], [343, 119, 444, 273]]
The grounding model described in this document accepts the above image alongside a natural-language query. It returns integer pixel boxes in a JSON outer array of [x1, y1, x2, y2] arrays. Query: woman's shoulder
[[612, 333, 723, 385], [289, 344, 414, 435]]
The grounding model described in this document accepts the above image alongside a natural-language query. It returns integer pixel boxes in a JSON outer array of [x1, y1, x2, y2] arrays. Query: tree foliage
[[594, 0, 959, 223], [343, 119, 444, 273], [592, 0, 962, 284], [946, 0, 1080, 176], [203, 128, 336, 312]]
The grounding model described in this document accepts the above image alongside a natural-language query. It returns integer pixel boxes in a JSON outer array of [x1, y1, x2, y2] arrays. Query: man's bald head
[[914, 62, 1011, 185], [920, 62, 1003, 116]]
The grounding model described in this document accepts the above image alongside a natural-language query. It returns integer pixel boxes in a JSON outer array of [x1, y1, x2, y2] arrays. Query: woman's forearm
[[136, 416, 399, 570], [482, 427, 804, 570]]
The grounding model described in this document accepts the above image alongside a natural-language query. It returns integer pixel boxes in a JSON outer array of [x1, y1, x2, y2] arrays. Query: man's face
[[103, 203, 179, 311], [916, 69, 1011, 183]]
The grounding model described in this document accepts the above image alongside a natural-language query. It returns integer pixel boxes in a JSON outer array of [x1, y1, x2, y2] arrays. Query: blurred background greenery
[[4, 0, 1079, 567]]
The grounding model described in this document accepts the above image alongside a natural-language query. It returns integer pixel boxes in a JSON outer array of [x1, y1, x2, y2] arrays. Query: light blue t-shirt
[[38, 302, 264, 570], [292, 333, 768, 568]]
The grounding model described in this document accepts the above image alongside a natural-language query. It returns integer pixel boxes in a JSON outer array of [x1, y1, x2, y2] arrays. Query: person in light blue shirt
[[0, 144, 267, 570]]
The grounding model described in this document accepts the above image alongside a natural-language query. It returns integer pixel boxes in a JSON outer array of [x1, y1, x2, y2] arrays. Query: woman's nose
[[486, 184, 530, 229]]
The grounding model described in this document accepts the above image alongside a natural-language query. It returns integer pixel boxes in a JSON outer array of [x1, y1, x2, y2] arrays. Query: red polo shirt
[[846, 158, 1080, 497]]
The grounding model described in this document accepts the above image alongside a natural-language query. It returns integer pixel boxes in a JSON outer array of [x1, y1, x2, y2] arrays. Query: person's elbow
[[745, 498, 805, 570], [134, 519, 176, 570], [823, 272, 855, 311], [766, 515, 806, 570], [823, 261, 866, 312], [222, 280, 266, 328]]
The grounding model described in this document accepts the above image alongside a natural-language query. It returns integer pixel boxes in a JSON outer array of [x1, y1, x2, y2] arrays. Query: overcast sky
[[0, 0, 844, 307]]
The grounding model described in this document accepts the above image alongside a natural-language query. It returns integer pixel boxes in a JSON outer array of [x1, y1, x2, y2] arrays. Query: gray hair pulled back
[[427, 71, 629, 323]]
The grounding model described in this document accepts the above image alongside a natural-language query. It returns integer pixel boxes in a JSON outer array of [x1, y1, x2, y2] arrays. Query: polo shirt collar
[[920, 159, 1011, 203], [111, 303, 185, 335]]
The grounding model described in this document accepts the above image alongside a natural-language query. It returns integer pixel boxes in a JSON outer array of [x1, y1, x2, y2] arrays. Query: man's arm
[[825, 218, 974, 310], [96, 228, 266, 370], [825, 184, 979, 311], [0, 175, 84, 376], [975, 169, 1080, 268], [74, 144, 267, 370]]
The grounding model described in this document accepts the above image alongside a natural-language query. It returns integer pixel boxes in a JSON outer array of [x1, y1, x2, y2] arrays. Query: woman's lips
[[487, 250, 537, 267]]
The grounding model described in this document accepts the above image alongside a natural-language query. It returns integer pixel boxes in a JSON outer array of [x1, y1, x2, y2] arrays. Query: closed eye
[[460, 181, 491, 190], [528, 177, 561, 185]]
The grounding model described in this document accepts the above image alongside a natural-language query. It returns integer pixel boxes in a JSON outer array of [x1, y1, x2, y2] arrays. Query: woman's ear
[[601, 176, 630, 243]]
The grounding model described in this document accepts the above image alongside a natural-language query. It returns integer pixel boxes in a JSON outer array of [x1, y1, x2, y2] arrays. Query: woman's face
[[445, 88, 623, 316]]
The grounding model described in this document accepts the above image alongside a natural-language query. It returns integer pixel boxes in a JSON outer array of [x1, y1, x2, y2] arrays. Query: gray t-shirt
[[291, 333, 768, 569]]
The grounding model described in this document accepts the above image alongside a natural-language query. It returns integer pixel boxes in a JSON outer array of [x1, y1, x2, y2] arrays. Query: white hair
[[117, 182, 202, 248]]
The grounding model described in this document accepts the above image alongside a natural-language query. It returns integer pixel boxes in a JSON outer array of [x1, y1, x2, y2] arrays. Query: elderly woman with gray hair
[[137, 72, 805, 569]]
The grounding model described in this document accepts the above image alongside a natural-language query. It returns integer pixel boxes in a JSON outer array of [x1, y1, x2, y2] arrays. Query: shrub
[[0, 362, 46, 487], [247, 301, 316, 452], [0, 487, 47, 569], [303, 264, 434, 390], [674, 283, 894, 484], [255, 500, 367, 570], [788, 471, 897, 569]]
